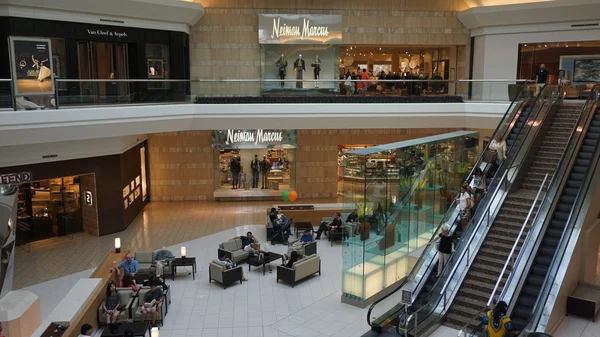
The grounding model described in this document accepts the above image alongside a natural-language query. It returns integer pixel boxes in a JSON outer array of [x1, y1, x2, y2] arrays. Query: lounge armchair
[[276, 255, 321, 287], [209, 261, 244, 289], [132, 287, 165, 326], [287, 238, 317, 257], [98, 288, 135, 325]]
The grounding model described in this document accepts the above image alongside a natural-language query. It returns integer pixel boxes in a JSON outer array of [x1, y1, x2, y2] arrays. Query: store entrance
[[16, 175, 86, 245], [217, 148, 294, 191], [77, 41, 129, 102]]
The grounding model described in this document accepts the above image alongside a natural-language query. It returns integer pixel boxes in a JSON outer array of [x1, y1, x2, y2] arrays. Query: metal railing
[[366, 82, 533, 331], [487, 174, 548, 307], [0, 78, 537, 111]]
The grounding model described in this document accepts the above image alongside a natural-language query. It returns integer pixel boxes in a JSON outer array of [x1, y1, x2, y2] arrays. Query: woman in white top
[[344, 71, 352, 95], [471, 167, 487, 207], [489, 134, 507, 164], [456, 185, 473, 230]]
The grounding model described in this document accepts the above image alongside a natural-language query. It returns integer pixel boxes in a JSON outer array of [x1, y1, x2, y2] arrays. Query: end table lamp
[[115, 238, 121, 253], [181, 246, 186, 260], [151, 327, 159, 337]]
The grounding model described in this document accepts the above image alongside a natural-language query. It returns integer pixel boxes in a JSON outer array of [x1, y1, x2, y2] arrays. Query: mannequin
[[311, 55, 321, 88], [293, 54, 305, 89], [276, 54, 288, 88]]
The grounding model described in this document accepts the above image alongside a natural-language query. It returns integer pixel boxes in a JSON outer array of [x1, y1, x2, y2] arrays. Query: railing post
[[467, 246, 470, 266], [443, 291, 447, 309], [414, 312, 418, 337]]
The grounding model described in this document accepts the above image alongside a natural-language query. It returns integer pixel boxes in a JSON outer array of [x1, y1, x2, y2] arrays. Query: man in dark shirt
[[316, 212, 343, 240], [141, 284, 163, 326], [535, 63, 549, 94], [346, 209, 360, 235], [235, 231, 264, 254]]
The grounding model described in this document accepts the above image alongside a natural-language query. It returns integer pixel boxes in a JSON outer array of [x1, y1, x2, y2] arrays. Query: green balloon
[[282, 190, 290, 202]]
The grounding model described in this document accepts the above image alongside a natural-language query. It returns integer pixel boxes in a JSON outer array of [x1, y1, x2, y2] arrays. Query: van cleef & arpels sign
[[258, 14, 342, 44]]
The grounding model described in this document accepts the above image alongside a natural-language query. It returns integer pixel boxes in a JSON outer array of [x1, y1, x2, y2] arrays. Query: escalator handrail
[[517, 86, 600, 334], [366, 82, 531, 327], [487, 173, 548, 307], [499, 86, 600, 306]]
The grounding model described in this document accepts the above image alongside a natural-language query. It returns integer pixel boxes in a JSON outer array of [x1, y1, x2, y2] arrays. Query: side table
[[171, 257, 197, 280]]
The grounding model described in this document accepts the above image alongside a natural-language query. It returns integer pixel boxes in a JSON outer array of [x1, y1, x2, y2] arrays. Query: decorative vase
[[360, 223, 370, 241]]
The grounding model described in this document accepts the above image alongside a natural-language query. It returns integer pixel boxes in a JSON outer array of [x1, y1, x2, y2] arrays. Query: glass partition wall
[[341, 131, 479, 304]]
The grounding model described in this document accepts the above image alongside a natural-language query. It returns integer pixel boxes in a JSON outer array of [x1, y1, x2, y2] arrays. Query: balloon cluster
[[282, 190, 298, 202]]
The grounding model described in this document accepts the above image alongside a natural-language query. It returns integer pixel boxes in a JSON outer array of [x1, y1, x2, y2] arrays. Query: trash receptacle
[[528, 333, 552, 337]]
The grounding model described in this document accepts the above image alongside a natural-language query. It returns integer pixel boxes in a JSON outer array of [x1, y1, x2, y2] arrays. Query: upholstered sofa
[[132, 287, 166, 326], [133, 251, 173, 277], [209, 262, 244, 289], [286, 237, 317, 257], [276, 254, 321, 287], [97, 288, 135, 325], [218, 238, 260, 263]]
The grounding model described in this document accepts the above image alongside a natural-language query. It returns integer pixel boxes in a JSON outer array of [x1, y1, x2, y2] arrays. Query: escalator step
[[567, 180, 582, 188], [579, 152, 594, 159], [576, 159, 591, 166], [584, 139, 597, 146], [517, 295, 537, 307], [589, 127, 600, 133], [522, 285, 541, 297], [561, 195, 576, 203], [528, 275, 545, 286], [513, 307, 533, 319], [540, 246, 556, 256], [550, 219, 566, 229], [557, 204, 572, 212], [573, 166, 588, 174], [582, 146, 596, 153], [586, 133, 600, 140], [554, 212, 571, 220], [563, 187, 579, 196], [532, 265, 549, 275], [570, 173, 584, 181], [543, 237, 560, 247], [547, 228, 563, 238], [535, 255, 552, 266]]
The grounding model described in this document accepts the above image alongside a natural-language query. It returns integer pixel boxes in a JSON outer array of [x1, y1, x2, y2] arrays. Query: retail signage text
[[86, 29, 128, 38], [85, 191, 93, 206], [0, 172, 32, 184], [212, 129, 296, 149], [226, 129, 283, 145], [258, 14, 342, 44]]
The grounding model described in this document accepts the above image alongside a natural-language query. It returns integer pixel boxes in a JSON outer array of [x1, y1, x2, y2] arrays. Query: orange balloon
[[288, 190, 298, 202]]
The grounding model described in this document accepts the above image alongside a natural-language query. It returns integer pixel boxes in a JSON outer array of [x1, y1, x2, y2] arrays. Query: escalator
[[510, 100, 600, 330], [366, 83, 547, 335], [443, 103, 584, 331]]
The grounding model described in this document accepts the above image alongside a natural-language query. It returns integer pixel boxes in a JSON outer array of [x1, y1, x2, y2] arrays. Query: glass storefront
[[16, 175, 85, 245], [341, 131, 479, 302], [216, 148, 296, 190]]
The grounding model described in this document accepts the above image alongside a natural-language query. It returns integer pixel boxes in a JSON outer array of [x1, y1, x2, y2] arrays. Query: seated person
[[234, 231, 265, 255], [282, 251, 300, 268], [116, 253, 139, 276], [102, 281, 122, 324], [114, 268, 138, 291], [269, 207, 292, 236], [143, 272, 168, 291], [316, 212, 343, 240], [217, 253, 248, 281], [346, 209, 360, 235], [154, 246, 175, 277], [140, 284, 163, 326], [285, 229, 314, 257]]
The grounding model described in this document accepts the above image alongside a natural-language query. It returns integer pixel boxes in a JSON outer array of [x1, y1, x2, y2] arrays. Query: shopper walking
[[427, 224, 455, 278], [535, 63, 549, 95], [471, 167, 487, 207], [457, 185, 473, 230], [251, 154, 260, 188], [260, 155, 271, 189]]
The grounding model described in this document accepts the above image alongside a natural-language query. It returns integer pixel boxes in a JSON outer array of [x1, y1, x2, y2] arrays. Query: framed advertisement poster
[[8, 36, 55, 96]]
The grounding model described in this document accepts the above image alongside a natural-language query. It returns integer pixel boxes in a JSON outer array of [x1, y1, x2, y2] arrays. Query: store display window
[[212, 129, 297, 193], [16, 175, 85, 245], [341, 131, 479, 302]]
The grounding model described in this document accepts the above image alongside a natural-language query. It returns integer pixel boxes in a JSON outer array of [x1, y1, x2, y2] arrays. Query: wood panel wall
[[148, 131, 214, 201], [79, 174, 99, 236], [147, 128, 482, 201], [191, 0, 471, 95]]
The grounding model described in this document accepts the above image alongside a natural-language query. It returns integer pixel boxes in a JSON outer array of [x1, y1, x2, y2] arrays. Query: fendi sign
[[258, 14, 342, 45]]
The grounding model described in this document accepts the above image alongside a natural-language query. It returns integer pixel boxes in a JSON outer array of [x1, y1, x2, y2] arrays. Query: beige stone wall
[[191, 0, 471, 95]]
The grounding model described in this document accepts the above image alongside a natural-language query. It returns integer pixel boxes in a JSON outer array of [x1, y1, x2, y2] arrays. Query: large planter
[[360, 223, 371, 241]]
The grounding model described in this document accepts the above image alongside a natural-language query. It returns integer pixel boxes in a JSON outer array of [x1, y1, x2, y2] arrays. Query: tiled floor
[[26, 223, 373, 337], [14, 199, 338, 289]]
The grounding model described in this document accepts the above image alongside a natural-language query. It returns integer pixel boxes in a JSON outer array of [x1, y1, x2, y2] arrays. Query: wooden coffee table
[[171, 257, 197, 280], [101, 322, 150, 337], [248, 252, 283, 275], [294, 221, 313, 236]]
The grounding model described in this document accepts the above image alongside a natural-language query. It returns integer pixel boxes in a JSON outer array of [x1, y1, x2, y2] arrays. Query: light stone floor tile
[[15, 199, 338, 288], [29, 220, 372, 337]]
